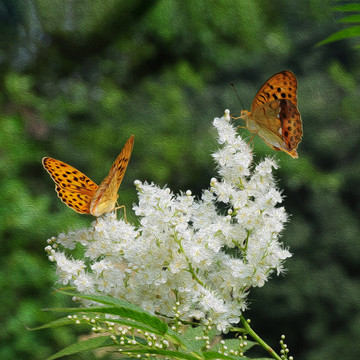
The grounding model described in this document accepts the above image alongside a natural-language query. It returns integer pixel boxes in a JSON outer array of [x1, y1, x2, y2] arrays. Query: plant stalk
[[240, 315, 282, 360]]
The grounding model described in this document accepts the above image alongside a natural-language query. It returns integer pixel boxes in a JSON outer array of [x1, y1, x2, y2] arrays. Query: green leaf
[[182, 326, 207, 352], [117, 348, 201, 360], [202, 351, 241, 359], [210, 338, 257, 353], [48, 305, 168, 334], [47, 335, 116, 360], [182, 325, 218, 352], [28, 316, 74, 330], [316, 25, 360, 46], [61, 292, 147, 312], [332, 4, 360, 12], [204, 350, 272, 360], [85, 314, 172, 340], [338, 14, 360, 23], [49, 292, 169, 333], [44, 292, 188, 347]]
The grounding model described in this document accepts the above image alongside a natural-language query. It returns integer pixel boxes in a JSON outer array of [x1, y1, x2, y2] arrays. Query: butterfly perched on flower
[[237, 71, 303, 158], [43, 135, 134, 216]]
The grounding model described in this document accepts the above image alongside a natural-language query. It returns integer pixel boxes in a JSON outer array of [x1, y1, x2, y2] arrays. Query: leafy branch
[[317, 2, 360, 46], [32, 293, 292, 360]]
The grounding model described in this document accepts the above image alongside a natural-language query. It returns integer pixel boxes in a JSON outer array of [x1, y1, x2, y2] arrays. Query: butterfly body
[[239, 71, 302, 158], [43, 135, 134, 216]]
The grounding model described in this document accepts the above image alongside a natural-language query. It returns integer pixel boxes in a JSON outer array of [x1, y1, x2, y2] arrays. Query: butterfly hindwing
[[278, 99, 302, 153]]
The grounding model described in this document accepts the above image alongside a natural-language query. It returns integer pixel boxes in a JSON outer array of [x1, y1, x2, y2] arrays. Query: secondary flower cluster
[[46, 110, 291, 332]]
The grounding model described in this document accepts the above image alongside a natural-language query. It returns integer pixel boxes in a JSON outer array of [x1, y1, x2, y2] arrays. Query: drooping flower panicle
[[46, 110, 291, 332]]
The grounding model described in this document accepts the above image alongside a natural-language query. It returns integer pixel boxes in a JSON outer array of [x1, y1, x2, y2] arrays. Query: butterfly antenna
[[230, 82, 245, 110]]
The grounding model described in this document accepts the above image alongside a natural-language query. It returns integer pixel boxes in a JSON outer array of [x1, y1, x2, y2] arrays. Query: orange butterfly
[[236, 71, 303, 158], [43, 135, 134, 216]]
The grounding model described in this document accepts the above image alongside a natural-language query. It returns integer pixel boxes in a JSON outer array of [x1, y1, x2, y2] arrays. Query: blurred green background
[[1, 1, 359, 359]]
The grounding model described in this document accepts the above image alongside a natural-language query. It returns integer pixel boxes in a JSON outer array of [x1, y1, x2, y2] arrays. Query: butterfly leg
[[232, 118, 250, 134], [230, 109, 248, 120], [246, 131, 259, 150], [230, 113, 242, 120], [230, 113, 248, 131], [114, 203, 128, 223], [91, 217, 99, 239]]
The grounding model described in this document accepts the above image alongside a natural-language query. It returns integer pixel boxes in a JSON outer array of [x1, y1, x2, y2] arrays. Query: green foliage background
[[0, 1, 359, 359]]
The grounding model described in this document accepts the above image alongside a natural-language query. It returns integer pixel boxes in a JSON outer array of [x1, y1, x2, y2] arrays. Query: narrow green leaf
[[332, 4, 360, 12], [48, 305, 168, 334], [86, 315, 170, 339], [210, 338, 257, 353], [57, 292, 168, 333], [117, 348, 201, 360], [316, 26, 360, 46], [338, 14, 360, 23], [28, 316, 74, 330], [202, 351, 240, 359], [47, 335, 115, 360], [204, 351, 271, 359], [205, 352, 270, 360], [47, 293, 188, 346], [93, 316, 187, 348], [69, 293, 146, 312]]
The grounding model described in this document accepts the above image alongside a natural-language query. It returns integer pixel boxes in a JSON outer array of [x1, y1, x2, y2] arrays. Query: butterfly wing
[[42, 157, 99, 214], [245, 70, 302, 158], [90, 135, 134, 216], [248, 99, 302, 158], [251, 70, 298, 111]]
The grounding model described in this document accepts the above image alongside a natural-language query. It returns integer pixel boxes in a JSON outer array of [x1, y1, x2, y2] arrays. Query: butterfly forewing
[[90, 135, 135, 216], [42, 157, 99, 214], [251, 70, 298, 111]]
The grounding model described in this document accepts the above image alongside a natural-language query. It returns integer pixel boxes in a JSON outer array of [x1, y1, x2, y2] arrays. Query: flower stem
[[174, 233, 205, 287], [240, 315, 282, 360]]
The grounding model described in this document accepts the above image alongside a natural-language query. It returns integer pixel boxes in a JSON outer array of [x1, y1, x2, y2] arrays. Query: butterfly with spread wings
[[43, 135, 134, 216]]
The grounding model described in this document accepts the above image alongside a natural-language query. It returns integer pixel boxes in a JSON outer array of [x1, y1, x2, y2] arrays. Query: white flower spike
[[46, 111, 291, 332]]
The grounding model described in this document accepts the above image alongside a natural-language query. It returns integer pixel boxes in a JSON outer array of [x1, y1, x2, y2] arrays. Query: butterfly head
[[240, 109, 250, 117]]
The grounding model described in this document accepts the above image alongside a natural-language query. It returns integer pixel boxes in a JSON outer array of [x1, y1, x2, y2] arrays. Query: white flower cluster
[[45, 110, 291, 332]]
